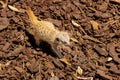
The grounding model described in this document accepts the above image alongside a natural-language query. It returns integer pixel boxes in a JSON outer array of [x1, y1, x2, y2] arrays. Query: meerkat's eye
[[63, 41, 67, 44], [56, 37, 60, 42], [55, 37, 61, 44]]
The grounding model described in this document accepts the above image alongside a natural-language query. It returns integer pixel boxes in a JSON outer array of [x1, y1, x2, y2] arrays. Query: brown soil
[[0, 0, 120, 80]]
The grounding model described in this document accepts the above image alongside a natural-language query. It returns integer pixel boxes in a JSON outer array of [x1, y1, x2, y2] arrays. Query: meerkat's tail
[[26, 7, 39, 25]]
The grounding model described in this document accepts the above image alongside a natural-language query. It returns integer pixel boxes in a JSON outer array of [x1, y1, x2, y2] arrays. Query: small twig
[[82, 35, 105, 44], [103, 20, 119, 26], [79, 25, 87, 35], [110, 0, 120, 4]]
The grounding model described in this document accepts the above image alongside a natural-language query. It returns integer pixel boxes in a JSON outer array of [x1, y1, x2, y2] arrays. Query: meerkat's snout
[[56, 31, 70, 45]]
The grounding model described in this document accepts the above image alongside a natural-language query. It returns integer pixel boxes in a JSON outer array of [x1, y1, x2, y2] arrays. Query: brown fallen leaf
[[60, 58, 71, 66], [7, 45, 24, 59], [53, 0, 62, 3], [0, 18, 9, 31], [107, 43, 120, 64], [77, 77, 93, 80], [0, 0, 8, 8], [106, 63, 120, 75], [2, 42, 10, 51], [93, 45, 108, 56], [70, 37, 79, 43], [50, 72, 59, 80], [50, 76, 59, 80], [5, 61, 11, 66], [97, 69, 113, 79], [91, 58, 98, 66], [14, 66, 26, 74], [73, 73, 78, 78], [8, 5, 25, 13], [0, 63, 3, 71], [110, 0, 120, 4], [90, 20, 99, 30], [51, 72, 55, 77], [47, 18, 62, 27]]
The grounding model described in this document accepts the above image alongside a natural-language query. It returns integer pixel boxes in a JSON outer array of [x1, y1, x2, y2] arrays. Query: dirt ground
[[0, 0, 120, 80]]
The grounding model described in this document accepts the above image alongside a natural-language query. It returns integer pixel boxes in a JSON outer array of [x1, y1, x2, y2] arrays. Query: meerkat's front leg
[[50, 42, 63, 58]]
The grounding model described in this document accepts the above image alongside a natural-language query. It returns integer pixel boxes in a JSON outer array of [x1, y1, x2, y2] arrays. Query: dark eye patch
[[55, 38, 60, 42]]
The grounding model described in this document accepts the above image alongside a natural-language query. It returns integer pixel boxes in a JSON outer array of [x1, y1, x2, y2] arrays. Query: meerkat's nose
[[64, 41, 70, 46]]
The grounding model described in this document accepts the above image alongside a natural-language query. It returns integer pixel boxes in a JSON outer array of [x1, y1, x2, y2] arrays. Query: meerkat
[[26, 8, 70, 58]]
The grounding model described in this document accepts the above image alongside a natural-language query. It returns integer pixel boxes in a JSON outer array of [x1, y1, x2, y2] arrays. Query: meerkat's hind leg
[[34, 35, 41, 46]]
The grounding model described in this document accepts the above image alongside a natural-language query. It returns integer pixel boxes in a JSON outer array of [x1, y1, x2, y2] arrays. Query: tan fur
[[26, 8, 59, 44], [26, 8, 70, 45], [26, 8, 70, 58], [33, 21, 60, 44]]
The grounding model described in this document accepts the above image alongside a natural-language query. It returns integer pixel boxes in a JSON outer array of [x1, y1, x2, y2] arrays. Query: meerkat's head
[[56, 31, 70, 45]]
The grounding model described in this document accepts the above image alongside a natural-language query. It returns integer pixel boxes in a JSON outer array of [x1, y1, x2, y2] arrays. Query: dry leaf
[[110, 0, 120, 4], [71, 20, 80, 27], [74, 73, 94, 80], [8, 5, 25, 13], [5, 61, 11, 66], [90, 20, 99, 30], [77, 77, 93, 80], [73, 73, 78, 78], [14, 66, 25, 74], [0, 18, 9, 31], [50, 72, 59, 80], [51, 72, 55, 77], [71, 37, 79, 43], [50, 76, 59, 80], [91, 58, 98, 66], [0, 0, 8, 8], [0, 63, 3, 71], [76, 66, 83, 75], [107, 57, 113, 61], [60, 58, 71, 66]]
